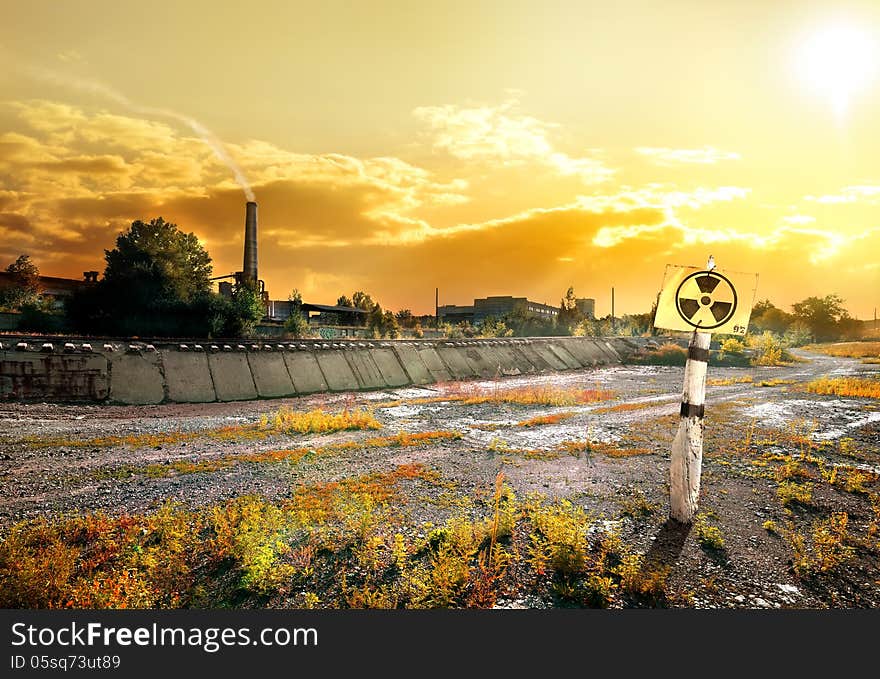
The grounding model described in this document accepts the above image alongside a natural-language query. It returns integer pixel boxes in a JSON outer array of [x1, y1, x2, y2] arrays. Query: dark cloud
[[0, 212, 31, 232]]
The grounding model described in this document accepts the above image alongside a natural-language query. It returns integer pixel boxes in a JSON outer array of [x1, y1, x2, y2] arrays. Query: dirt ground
[[1, 349, 879, 609]]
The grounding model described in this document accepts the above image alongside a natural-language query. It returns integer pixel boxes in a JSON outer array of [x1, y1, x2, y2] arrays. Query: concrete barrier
[[283, 351, 328, 394], [370, 347, 411, 387], [108, 352, 164, 404], [248, 352, 296, 398], [545, 342, 583, 369], [315, 350, 360, 392], [163, 350, 216, 403], [436, 344, 477, 379], [208, 352, 258, 401], [0, 351, 109, 401], [512, 342, 554, 371], [461, 345, 499, 378], [0, 336, 630, 405], [415, 345, 453, 382], [391, 343, 433, 385], [345, 349, 387, 390]]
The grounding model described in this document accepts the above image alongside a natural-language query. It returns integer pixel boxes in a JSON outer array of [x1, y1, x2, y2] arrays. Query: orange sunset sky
[[1, 0, 879, 318]]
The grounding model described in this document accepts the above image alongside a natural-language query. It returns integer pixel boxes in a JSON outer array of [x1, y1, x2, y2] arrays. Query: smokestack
[[243, 201, 258, 283]]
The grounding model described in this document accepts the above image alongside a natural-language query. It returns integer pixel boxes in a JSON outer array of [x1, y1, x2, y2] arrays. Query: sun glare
[[796, 21, 878, 117]]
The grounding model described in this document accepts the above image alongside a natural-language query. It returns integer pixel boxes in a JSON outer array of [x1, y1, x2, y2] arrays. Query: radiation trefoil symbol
[[674, 270, 738, 330]]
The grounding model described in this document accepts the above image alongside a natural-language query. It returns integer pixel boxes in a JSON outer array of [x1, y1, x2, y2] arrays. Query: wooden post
[[669, 255, 714, 523], [669, 329, 710, 522]]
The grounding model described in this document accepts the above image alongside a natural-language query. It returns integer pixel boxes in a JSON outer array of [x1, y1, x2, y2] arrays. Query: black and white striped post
[[669, 257, 714, 523]]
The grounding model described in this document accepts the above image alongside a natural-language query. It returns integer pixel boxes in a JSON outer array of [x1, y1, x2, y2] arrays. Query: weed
[[517, 412, 577, 427], [790, 513, 855, 576], [619, 490, 660, 520], [801, 376, 880, 399], [706, 375, 753, 386], [804, 342, 880, 359], [461, 386, 615, 406], [259, 407, 381, 434], [694, 514, 725, 551], [777, 481, 813, 507], [593, 401, 656, 414]]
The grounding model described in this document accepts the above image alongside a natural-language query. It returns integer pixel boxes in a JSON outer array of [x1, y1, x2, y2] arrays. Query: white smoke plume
[[28, 68, 255, 201]]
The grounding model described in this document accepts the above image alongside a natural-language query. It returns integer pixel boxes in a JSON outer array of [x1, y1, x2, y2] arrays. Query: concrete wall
[[0, 337, 638, 405]]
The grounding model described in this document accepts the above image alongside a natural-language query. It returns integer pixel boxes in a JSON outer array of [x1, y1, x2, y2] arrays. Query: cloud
[[805, 185, 880, 204], [781, 214, 816, 225], [413, 96, 613, 184], [635, 146, 742, 166]]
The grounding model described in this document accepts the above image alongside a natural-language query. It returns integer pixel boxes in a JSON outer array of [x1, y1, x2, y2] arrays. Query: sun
[[796, 21, 878, 117]]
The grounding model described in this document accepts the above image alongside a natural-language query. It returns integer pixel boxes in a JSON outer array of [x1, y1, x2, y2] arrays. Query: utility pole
[[611, 287, 615, 334], [435, 287, 439, 329]]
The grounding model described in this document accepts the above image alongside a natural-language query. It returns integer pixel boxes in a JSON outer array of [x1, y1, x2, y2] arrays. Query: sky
[[1, 0, 879, 318]]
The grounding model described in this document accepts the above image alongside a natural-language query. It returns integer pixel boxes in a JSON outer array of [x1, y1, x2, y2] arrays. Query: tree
[[791, 295, 851, 342], [395, 308, 413, 327], [557, 286, 583, 331], [0, 255, 41, 310], [285, 288, 310, 338], [104, 217, 212, 304], [65, 217, 249, 337], [223, 283, 265, 337], [352, 291, 374, 311]]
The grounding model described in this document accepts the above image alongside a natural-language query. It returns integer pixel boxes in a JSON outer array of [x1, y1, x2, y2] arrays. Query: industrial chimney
[[243, 201, 258, 284]]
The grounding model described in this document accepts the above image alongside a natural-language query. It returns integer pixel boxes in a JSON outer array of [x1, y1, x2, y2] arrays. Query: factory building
[[439, 295, 596, 325]]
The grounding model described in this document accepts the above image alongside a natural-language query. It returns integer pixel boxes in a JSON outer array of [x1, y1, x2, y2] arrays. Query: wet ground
[[1, 349, 879, 608]]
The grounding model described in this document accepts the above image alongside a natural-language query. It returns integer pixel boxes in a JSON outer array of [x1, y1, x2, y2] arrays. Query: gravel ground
[[2, 350, 879, 608]]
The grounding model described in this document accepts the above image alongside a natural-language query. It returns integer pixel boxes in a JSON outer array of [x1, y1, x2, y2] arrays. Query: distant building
[[0, 271, 91, 310], [575, 298, 596, 319], [437, 304, 475, 324], [438, 295, 560, 325], [264, 300, 368, 326]]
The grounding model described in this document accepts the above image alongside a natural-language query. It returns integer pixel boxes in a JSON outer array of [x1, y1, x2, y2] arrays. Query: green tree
[[0, 255, 41, 310], [352, 291, 374, 311], [750, 299, 792, 335], [285, 288, 310, 338], [66, 217, 239, 337], [104, 217, 212, 303], [557, 286, 583, 331], [224, 283, 265, 337], [791, 295, 851, 342]]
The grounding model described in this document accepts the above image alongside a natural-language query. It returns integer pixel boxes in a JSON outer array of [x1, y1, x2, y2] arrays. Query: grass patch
[[694, 513, 725, 551], [804, 342, 880, 359], [801, 376, 880, 399], [706, 376, 753, 386], [777, 481, 813, 507], [593, 401, 657, 414], [517, 412, 577, 427], [461, 386, 614, 406], [1, 478, 673, 609], [96, 430, 463, 480], [788, 513, 855, 577], [258, 407, 380, 434], [22, 406, 383, 450]]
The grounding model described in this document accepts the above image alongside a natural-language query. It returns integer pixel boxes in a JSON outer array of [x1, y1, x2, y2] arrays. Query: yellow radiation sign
[[654, 265, 758, 335]]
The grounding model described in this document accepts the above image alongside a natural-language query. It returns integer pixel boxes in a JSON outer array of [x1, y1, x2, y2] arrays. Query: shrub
[[749, 332, 795, 366], [718, 338, 746, 360]]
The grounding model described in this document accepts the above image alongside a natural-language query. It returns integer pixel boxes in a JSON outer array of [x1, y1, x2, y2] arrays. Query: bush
[[285, 312, 311, 338], [749, 332, 795, 366], [630, 342, 687, 366], [783, 321, 812, 347], [718, 338, 745, 359]]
